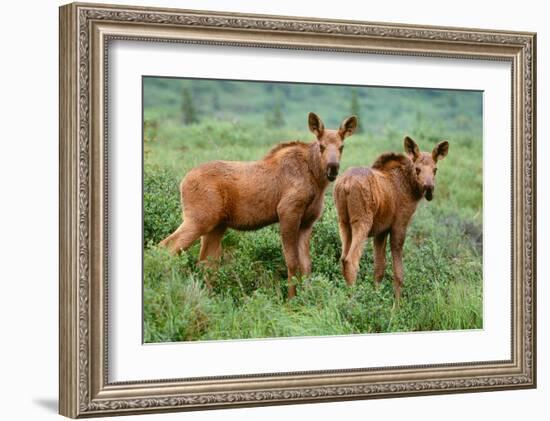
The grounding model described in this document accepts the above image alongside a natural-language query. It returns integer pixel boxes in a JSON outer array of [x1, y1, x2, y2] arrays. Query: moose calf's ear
[[432, 140, 449, 162], [308, 112, 325, 138], [339, 115, 358, 139], [404, 136, 420, 161]]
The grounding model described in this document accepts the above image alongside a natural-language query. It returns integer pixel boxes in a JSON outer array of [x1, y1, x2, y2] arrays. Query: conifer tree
[[266, 95, 285, 128], [181, 87, 198, 125], [350, 89, 362, 133]]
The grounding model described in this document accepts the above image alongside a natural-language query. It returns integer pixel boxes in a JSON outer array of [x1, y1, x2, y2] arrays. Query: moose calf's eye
[[319, 145, 326, 152], [415, 167, 421, 175]]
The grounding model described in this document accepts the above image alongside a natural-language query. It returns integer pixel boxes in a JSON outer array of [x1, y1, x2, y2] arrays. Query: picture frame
[[59, 2, 536, 418]]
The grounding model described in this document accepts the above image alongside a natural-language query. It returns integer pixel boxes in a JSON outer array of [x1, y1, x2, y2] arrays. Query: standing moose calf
[[334, 136, 449, 302], [160, 113, 358, 298]]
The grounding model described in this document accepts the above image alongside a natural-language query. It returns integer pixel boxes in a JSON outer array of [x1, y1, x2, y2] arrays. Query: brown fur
[[160, 113, 358, 298], [333, 136, 449, 302]]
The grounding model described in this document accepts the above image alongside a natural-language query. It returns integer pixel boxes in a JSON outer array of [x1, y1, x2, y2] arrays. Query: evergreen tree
[[266, 95, 285, 128], [181, 87, 198, 125], [212, 91, 221, 112], [350, 89, 362, 133]]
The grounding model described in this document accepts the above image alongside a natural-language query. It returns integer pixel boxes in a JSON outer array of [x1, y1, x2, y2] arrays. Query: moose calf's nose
[[328, 162, 340, 173], [326, 163, 340, 181]]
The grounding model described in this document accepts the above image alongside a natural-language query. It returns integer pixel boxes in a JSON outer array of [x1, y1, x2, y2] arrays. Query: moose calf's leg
[[198, 225, 227, 288], [160, 220, 203, 255], [159, 225, 182, 248], [281, 230, 300, 298], [278, 208, 303, 299], [199, 225, 227, 264], [298, 226, 313, 276], [390, 231, 406, 302], [373, 232, 388, 288], [338, 220, 352, 265], [343, 222, 369, 286]]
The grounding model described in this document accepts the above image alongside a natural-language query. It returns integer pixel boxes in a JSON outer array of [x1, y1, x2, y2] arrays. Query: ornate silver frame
[[59, 2, 536, 418]]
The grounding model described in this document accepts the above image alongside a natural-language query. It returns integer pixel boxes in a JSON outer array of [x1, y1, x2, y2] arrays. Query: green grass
[[144, 192, 482, 342], [143, 79, 483, 343]]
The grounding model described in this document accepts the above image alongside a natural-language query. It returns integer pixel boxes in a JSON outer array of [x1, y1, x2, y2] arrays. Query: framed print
[[59, 2, 537, 418]]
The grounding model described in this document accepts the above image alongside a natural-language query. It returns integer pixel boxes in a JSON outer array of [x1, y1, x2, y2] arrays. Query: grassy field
[[143, 78, 483, 343]]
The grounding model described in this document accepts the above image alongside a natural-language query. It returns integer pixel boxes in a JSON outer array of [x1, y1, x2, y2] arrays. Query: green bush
[[143, 166, 181, 246], [143, 246, 212, 342], [142, 194, 482, 342]]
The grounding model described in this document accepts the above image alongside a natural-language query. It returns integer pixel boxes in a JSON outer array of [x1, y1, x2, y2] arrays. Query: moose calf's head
[[308, 112, 358, 182], [404, 136, 449, 201]]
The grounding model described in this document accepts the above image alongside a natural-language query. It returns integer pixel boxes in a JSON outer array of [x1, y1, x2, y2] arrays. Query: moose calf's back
[[181, 160, 279, 231], [181, 142, 318, 231], [334, 165, 408, 238]]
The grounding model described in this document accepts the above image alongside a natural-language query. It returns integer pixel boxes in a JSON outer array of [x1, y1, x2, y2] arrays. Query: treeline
[[144, 77, 482, 137]]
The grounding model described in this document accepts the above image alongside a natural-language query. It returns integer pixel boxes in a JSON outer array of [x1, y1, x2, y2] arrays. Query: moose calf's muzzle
[[326, 162, 340, 181]]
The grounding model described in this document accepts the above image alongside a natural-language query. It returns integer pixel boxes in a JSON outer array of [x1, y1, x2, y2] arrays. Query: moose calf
[[333, 136, 449, 301], [160, 112, 358, 298]]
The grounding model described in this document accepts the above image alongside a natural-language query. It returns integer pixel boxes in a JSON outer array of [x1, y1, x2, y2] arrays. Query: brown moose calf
[[333, 136, 449, 301], [160, 113, 358, 298]]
